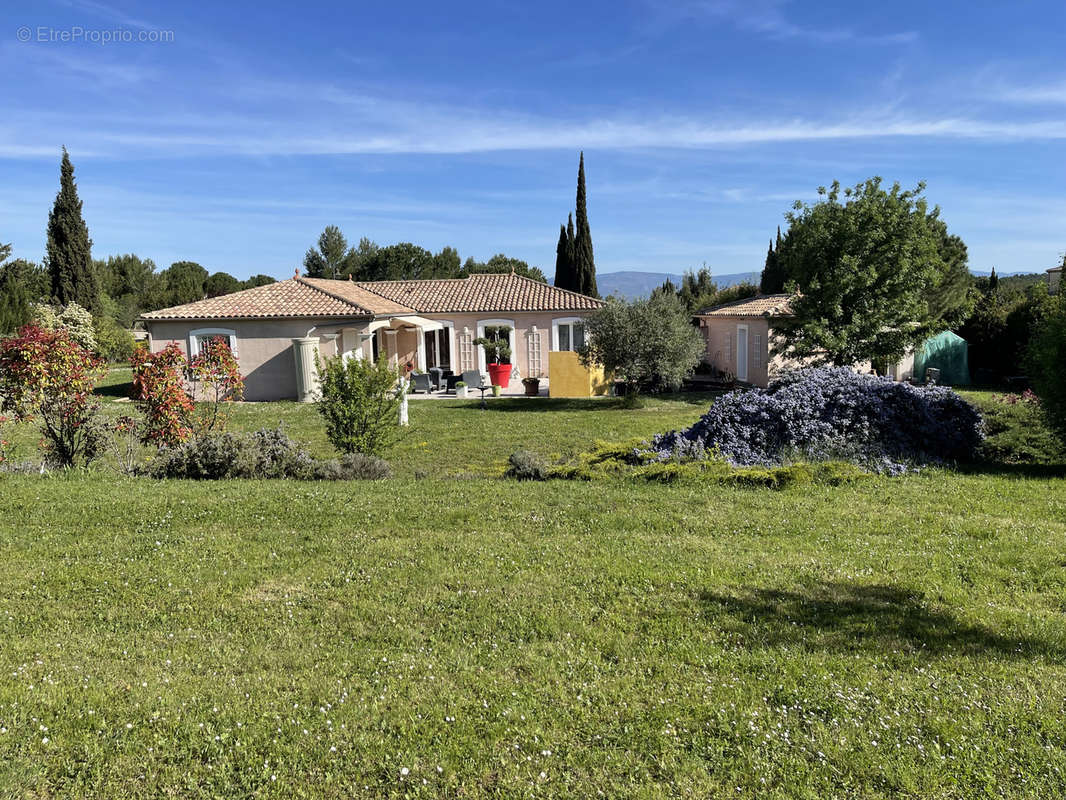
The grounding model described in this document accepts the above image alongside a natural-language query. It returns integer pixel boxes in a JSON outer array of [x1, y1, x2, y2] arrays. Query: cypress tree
[[46, 148, 98, 312], [572, 152, 598, 297], [554, 224, 571, 290], [566, 212, 575, 267], [759, 226, 786, 294], [988, 266, 999, 292]]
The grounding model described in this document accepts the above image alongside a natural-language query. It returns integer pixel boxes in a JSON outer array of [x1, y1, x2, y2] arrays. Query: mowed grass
[[1, 377, 1066, 797]]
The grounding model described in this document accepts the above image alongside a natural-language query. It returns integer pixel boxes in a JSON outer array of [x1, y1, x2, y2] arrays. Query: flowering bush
[[0, 324, 108, 467], [643, 367, 983, 473], [131, 342, 194, 448], [188, 336, 244, 435]]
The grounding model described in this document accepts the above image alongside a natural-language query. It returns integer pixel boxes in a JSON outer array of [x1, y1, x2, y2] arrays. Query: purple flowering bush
[[644, 367, 983, 473]]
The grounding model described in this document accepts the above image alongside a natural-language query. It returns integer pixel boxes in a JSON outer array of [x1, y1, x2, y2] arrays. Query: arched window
[[188, 327, 238, 358]]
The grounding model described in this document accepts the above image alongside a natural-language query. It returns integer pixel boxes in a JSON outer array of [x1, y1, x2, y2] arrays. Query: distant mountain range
[[597, 270, 760, 300], [597, 269, 1047, 300]]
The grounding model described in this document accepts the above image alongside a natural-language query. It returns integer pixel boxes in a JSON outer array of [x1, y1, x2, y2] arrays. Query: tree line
[[300, 226, 547, 283]]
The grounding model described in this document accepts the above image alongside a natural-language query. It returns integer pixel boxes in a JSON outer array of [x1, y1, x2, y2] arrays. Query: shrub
[[0, 324, 108, 467], [506, 449, 548, 481], [317, 355, 401, 457], [643, 367, 983, 472], [131, 342, 194, 447], [93, 316, 136, 363], [311, 452, 392, 481], [31, 302, 97, 353], [149, 431, 246, 479], [148, 426, 391, 481], [188, 336, 244, 435], [1027, 297, 1066, 443], [977, 392, 1065, 465]]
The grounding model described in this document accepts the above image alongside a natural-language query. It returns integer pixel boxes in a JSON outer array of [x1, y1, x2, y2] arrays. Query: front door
[[736, 325, 748, 382]]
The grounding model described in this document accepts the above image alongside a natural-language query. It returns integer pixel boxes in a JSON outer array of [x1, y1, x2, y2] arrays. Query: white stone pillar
[[292, 337, 320, 403]]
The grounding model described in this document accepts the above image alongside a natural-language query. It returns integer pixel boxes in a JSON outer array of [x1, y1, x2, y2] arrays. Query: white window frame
[[753, 332, 763, 369], [551, 316, 587, 352], [476, 318, 516, 371], [736, 323, 748, 382], [188, 327, 238, 358]]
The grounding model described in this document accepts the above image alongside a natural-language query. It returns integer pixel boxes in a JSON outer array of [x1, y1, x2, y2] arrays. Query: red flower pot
[[487, 363, 511, 389]]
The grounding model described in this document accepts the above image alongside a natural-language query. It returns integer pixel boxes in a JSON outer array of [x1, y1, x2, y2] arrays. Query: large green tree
[[244, 274, 277, 289], [303, 225, 357, 279], [773, 178, 971, 366], [46, 148, 98, 312], [161, 261, 209, 306], [0, 244, 35, 334], [572, 152, 598, 297], [353, 242, 455, 281], [461, 254, 547, 283], [205, 271, 243, 298], [95, 253, 165, 326]]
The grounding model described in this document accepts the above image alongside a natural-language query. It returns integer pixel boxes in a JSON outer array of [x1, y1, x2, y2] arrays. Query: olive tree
[[580, 292, 704, 404]]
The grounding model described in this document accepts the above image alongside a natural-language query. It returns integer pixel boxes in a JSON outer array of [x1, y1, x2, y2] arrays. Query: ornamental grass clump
[[644, 367, 983, 473]]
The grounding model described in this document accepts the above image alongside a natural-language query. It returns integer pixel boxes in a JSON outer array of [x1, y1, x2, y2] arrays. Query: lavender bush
[[644, 368, 983, 473]]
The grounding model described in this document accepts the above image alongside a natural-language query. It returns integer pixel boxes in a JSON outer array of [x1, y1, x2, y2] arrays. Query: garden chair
[[409, 373, 433, 393]]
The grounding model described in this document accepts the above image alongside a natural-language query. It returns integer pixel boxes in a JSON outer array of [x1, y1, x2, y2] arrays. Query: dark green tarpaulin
[[914, 331, 970, 385]]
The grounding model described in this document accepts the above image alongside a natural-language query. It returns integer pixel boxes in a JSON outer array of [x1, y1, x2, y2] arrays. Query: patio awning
[[362, 315, 445, 335], [390, 315, 444, 332]]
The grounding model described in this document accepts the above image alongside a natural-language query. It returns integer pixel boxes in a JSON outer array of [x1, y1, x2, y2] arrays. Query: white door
[[736, 324, 748, 382]]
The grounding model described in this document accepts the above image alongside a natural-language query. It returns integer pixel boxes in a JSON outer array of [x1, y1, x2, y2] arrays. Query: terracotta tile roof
[[141, 277, 386, 320], [697, 293, 793, 317], [357, 273, 604, 313], [141, 272, 601, 322], [299, 277, 414, 314]]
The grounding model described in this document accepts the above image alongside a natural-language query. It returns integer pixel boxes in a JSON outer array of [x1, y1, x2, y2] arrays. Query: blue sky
[[3, 0, 1065, 280]]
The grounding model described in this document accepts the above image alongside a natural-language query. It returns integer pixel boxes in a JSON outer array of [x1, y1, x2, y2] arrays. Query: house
[[695, 294, 964, 387], [1049, 265, 1062, 295], [695, 294, 796, 387], [140, 272, 604, 401]]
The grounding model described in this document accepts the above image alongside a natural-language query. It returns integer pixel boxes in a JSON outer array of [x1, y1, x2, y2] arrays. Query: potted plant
[[474, 327, 513, 389], [522, 376, 540, 396], [455, 380, 467, 398]]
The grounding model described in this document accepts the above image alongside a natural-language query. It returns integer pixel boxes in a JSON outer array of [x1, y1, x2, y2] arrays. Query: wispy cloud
[[58, 0, 158, 31], [993, 79, 1066, 105], [7, 103, 1066, 159], [651, 0, 917, 46]]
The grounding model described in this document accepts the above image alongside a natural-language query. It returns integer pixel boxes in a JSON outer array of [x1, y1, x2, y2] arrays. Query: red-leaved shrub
[[131, 342, 194, 448], [0, 324, 108, 467]]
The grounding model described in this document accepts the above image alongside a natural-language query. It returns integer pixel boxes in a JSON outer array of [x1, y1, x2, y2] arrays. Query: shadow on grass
[[701, 581, 1063, 660], [94, 378, 133, 399], [955, 461, 1066, 479], [460, 392, 719, 413]]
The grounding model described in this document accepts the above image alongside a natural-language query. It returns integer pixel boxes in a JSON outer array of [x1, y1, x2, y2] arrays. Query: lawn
[[1, 379, 1065, 797]]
